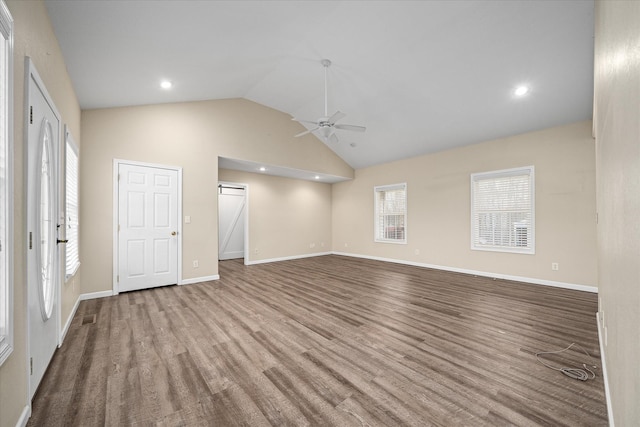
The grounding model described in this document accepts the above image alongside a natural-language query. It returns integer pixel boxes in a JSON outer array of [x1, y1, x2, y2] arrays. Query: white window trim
[[65, 127, 80, 280], [374, 182, 407, 244], [0, 0, 13, 367], [470, 166, 535, 254]]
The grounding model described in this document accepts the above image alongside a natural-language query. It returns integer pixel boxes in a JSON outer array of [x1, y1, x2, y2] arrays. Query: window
[[374, 183, 407, 243], [471, 166, 534, 254], [0, 0, 12, 367], [65, 128, 80, 279]]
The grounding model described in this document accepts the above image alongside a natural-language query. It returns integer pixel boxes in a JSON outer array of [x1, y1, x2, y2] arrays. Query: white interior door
[[117, 163, 179, 293], [27, 61, 61, 399], [218, 184, 245, 260]]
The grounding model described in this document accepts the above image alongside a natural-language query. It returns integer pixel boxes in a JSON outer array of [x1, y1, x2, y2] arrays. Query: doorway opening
[[218, 182, 248, 263]]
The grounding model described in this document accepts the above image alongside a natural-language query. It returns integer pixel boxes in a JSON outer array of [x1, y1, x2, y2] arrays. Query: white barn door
[[218, 184, 245, 260], [117, 162, 180, 293]]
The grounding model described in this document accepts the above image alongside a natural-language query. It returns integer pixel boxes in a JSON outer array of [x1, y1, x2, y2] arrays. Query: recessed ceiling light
[[514, 86, 529, 96], [160, 80, 172, 89], [259, 167, 266, 172], [314, 175, 320, 180]]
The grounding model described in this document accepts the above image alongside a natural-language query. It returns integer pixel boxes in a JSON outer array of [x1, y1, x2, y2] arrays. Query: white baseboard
[[16, 404, 30, 427], [245, 251, 331, 266], [181, 275, 220, 285], [60, 296, 81, 344], [597, 312, 615, 427], [331, 251, 598, 293], [80, 290, 114, 301]]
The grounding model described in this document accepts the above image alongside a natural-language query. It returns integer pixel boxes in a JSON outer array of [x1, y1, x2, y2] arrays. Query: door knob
[[171, 231, 177, 236], [57, 239, 68, 244]]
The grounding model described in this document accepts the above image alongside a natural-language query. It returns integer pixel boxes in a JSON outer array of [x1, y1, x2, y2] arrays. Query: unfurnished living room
[[0, 1, 638, 426]]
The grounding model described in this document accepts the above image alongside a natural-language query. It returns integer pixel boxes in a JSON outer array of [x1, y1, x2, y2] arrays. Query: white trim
[[217, 181, 249, 264], [0, 0, 12, 368], [16, 405, 30, 427], [80, 290, 114, 301], [331, 251, 598, 293], [246, 251, 332, 266], [60, 295, 81, 343], [181, 275, 220, 285], [596, 312, 615, 427], [113, 159, 183, 294]]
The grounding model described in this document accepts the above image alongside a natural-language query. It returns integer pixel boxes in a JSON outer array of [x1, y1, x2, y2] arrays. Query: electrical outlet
[[344, 243, 348, 248], [414, 249, 420, 255], [310, 243, 316, 248], [254, 248, 259, 254], [185, 215, 191, 224], [551, 262, 559, 271], [193, 260, 199, 268], [320, 242, 325, 247]]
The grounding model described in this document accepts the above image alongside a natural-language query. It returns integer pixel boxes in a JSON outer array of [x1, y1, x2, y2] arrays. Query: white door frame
[[218, 181, 249, 264], [25, 57, 63, 400], [113, 159, 183, 294]]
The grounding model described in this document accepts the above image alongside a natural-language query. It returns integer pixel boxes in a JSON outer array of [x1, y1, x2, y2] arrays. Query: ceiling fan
[[292, 59, 366, 144]]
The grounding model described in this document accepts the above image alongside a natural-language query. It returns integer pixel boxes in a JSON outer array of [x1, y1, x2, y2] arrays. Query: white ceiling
[[45, 0, 595, 170]]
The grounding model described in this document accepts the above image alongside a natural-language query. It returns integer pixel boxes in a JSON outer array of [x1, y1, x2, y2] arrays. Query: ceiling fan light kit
[[293, 59, 366, 144]]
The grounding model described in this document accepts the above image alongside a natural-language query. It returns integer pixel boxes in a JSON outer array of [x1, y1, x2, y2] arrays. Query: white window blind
[[471, 166, 534, 254], [65, 130, 80, 278], [0, 0, 12, 367], [374, 183, 407, 244]]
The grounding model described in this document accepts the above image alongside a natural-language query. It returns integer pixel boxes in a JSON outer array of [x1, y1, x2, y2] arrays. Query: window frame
[[64, 127, 80, 280], [374, 183, 407, 244], [470, 166, 535, 254], [0, 0, 13, 367]]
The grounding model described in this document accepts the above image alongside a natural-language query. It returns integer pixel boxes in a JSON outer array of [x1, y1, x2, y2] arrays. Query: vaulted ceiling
[[45, 0, 595, 169]]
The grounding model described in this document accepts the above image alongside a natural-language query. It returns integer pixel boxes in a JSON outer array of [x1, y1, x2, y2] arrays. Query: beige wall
[[81, 100, 351, 294], [1, 1, 82, 427], [594, 1, 640, 424], [333, 121, 597, 287], [219, 168, 332, 264]]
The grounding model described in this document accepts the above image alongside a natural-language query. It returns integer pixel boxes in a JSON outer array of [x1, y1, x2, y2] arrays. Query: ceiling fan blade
[[328, 111, 346, 123], [328, 133, 339, 144], [292, 117, 318, 125], [295, 127, 319, 137], [334, 124, 366, 132]]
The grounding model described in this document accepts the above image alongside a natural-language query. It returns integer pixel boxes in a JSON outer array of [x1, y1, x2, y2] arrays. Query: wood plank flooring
[[28, 255, 608, 426]]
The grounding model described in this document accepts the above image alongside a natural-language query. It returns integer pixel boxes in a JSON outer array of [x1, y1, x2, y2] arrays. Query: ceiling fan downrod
[[321, 59, 331, 118]]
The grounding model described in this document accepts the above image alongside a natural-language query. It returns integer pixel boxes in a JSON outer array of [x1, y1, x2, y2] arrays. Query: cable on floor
[[535, 342, 597, 381]]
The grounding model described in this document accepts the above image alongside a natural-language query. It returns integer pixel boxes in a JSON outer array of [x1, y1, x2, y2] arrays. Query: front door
[[117, 162, 179, 293], [27, 60, 61, 399]]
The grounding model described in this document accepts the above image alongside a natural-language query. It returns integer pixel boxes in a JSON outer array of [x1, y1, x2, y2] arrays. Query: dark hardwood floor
[[29, 255, 608, 426]]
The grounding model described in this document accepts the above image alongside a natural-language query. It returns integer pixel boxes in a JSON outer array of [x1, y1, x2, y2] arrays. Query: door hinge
[[29, 232, 32, 250], [29, 106, 33, 124], [118, 224, 120, 232], [30, 357, 33, 375], [117, 275, 119, 283]]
